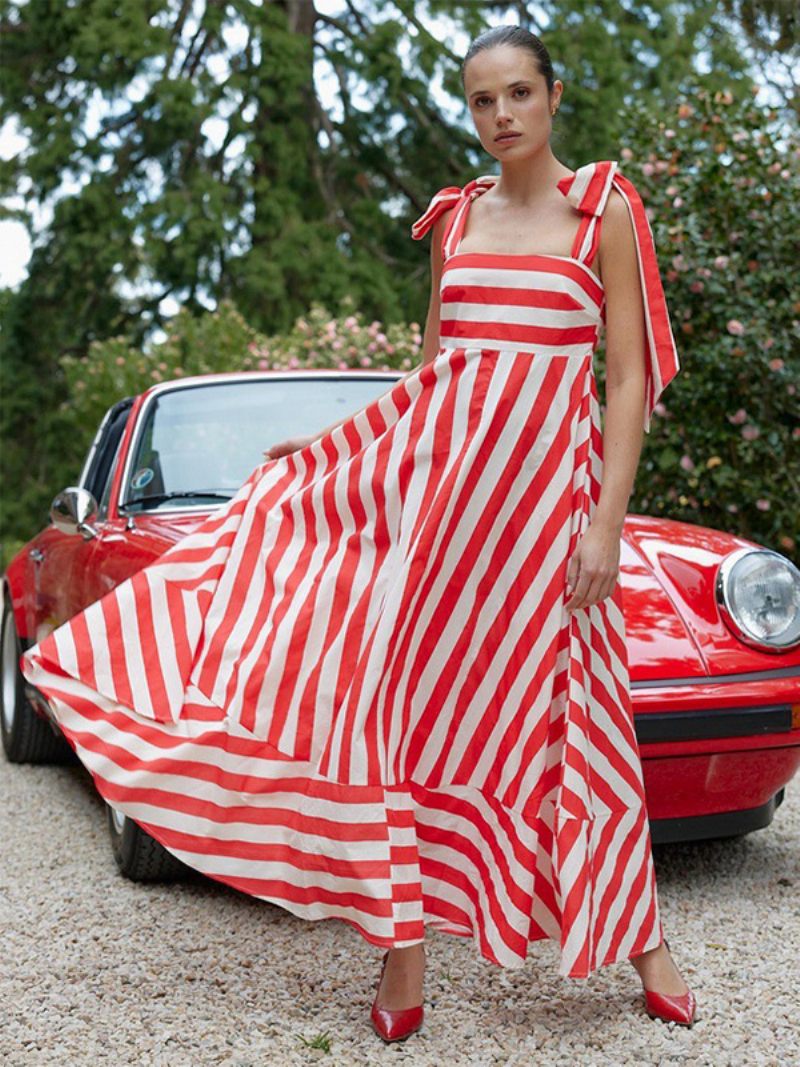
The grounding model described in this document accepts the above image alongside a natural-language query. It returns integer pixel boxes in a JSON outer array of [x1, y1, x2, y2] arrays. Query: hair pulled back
[[460, 25, 555, 94]]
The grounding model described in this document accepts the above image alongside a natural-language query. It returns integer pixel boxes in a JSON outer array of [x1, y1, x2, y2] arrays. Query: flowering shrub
[[240, 294, 423, 373], [614, 81, 799, 561], [60, 295, 423, 432]]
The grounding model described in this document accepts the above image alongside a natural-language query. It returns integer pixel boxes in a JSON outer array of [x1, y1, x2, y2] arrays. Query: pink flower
[[642, 162, 655, 176], [728, 408, 748, 424], [654, 401, 667, 417], [741, 424, 760, 440], [115, 356, 125, 366], [726, 319, 745, 335], [713, 255, 729, 269], [727, 503, 738, 513], [664, 128, 676, 138], [672, 254, 688, 271], [756, 499, 770, 511], [769, 358, 784, 371], [673, 196, 684, 208], [621, 147, 634, 161], [666, 185, 678, 196], [690, 280, 705, 293], [288, 356, 300, 368], [762, 337, 775, 350], [257, 358, 269, 369], [337, 360, 348, 370], [680, 454, 695, 471], [360, 355, 373, 367]]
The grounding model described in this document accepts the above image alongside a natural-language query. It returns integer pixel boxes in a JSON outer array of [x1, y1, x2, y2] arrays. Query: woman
[[21, 24, 694, 1046]]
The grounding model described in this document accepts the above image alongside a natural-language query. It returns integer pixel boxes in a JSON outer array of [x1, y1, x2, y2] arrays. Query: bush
[[618, 80, 799, 562], [58, 295, 424, 431]]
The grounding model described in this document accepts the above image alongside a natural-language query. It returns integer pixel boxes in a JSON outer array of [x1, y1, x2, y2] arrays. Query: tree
[[0, 0, 760, 554]]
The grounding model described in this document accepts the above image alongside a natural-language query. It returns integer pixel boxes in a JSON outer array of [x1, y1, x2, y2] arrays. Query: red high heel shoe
[[369, 950, 425, 1043], [642, 938, 696, 1027]]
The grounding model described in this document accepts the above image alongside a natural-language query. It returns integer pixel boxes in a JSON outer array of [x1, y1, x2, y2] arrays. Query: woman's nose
[[495, 97, 514, 122]]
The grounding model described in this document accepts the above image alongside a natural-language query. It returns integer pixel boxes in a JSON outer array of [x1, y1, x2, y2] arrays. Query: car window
[[120, 377, 399, 511], [79, 398, 134, 516]]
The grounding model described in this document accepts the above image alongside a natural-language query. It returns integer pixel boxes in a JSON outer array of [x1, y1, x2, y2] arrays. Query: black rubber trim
[[632, 665, 800, 688], [649, 789, 785, 844], [634, 703, 793, 743]]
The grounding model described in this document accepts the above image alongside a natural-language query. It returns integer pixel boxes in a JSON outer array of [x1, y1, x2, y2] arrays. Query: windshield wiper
[[120, 490, 235, 512]]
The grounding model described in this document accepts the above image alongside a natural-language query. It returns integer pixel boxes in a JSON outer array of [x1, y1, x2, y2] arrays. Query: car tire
[[106, 802, 188, 882], [1, 598, 74, 764]]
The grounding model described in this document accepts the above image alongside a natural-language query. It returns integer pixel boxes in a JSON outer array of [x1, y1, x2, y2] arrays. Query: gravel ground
[[1, 754, 798, 1067]]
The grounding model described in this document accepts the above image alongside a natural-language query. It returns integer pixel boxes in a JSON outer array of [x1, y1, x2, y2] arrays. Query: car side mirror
[[50, 486, 99, 540]]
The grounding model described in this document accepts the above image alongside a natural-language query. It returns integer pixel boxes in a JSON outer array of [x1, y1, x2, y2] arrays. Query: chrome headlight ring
[[716, 547, 800, 652]]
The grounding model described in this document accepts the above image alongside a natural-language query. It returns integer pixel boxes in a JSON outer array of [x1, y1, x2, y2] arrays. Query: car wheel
[[1, 598, 74, 764], [106, 802, 188, 881]]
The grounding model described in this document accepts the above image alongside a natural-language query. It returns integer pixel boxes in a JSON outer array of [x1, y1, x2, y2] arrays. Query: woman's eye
[[475, 88, 529, 107]]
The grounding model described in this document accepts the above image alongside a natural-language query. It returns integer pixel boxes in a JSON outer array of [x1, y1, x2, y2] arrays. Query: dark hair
[[460, 25, 555, 94]]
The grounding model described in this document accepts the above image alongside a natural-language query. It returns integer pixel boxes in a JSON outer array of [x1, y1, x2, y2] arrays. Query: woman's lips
[[495, 133, 521, 143]]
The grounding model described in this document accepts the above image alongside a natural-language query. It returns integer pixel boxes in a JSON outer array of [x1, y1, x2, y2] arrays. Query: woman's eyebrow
[[469, 80, 531, 99]]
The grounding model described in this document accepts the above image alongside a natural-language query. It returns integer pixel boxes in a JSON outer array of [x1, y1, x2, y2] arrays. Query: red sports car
[[3, 370, 800, 882]]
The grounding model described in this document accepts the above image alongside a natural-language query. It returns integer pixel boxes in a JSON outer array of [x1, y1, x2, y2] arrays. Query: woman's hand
[[564, 520, 622, 613], [263, 432, 318, 461]]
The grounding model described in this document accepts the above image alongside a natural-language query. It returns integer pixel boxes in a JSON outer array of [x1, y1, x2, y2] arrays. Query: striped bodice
[[411, 160, 681, 433], [438, 252, 605, 357]]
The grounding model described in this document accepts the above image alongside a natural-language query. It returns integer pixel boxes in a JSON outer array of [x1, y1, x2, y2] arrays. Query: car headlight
[[716, 548, 800, 651]]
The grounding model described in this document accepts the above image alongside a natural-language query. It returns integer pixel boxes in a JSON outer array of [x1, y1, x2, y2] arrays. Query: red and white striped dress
[[21, 160, 679, 978]]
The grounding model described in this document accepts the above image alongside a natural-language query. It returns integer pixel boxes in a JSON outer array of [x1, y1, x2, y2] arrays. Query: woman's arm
[[564, 188, 648, 611]]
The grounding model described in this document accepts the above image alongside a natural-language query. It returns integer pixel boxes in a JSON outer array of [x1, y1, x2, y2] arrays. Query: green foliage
[[617, 80, 799, 561], [56, 294, 421, 465]]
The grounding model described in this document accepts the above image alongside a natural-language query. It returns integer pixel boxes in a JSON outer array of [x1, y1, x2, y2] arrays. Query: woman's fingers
[[263, 433, 318, 459], [566, 567, 618, 611]]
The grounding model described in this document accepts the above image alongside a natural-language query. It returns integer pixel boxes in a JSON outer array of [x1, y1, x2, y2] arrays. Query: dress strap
[[411, 176, 497, 261], [556, 160, 681, 433]]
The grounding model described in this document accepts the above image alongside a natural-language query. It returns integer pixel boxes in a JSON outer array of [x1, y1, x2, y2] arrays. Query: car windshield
[[121, 376, 399, 511]]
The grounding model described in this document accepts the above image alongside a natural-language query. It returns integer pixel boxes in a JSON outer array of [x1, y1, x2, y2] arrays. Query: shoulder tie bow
[[557, 160, 681, 433], [410, 175, 497, 241]]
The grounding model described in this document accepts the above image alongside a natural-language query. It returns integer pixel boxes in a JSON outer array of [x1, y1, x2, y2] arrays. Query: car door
[[29, 398, 136, 641], [79, 400, 165, 607]]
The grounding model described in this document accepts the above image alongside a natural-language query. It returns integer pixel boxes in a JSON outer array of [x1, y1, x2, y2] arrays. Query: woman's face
[[463, 44, 561, 161]]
